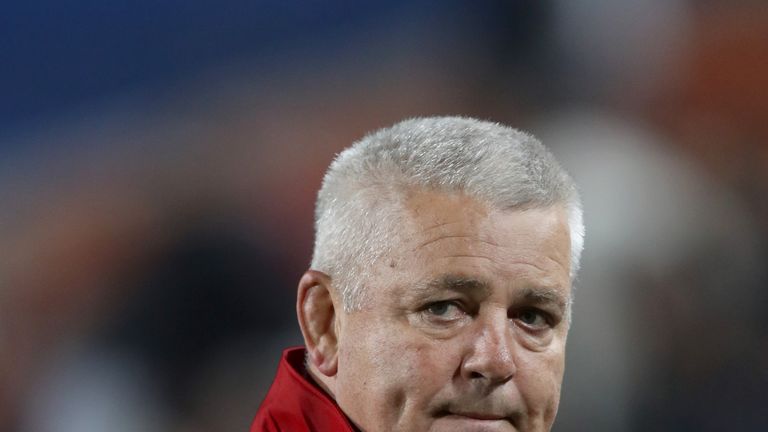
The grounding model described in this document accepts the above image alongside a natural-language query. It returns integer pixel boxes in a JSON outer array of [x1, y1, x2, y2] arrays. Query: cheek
[[516, 348, 565, 424], [336, 322, 461, 428]]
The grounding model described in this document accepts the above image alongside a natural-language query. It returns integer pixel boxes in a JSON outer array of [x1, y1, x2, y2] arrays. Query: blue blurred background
[[2, 1, 767, 431]]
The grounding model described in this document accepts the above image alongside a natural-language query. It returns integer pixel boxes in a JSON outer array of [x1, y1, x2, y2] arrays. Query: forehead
[[378, 191, 571, 296]]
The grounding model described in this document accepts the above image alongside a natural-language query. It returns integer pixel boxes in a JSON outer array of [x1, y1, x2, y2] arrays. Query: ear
[[297, 269, 339, 377]]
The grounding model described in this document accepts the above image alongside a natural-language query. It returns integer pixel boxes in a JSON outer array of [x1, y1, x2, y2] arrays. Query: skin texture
[[298, 191, 572, 432]]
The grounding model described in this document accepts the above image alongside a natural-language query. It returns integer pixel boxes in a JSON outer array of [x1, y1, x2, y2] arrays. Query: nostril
[[470, 371, 484, 379]]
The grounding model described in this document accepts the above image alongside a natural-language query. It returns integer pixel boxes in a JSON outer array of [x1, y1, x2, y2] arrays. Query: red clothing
[[251, 347, 356, 432]]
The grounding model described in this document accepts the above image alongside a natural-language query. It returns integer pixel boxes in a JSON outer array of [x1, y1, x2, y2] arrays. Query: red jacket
[[251, 347, 356, 431]]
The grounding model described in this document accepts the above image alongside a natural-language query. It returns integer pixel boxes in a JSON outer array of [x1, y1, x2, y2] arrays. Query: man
[[252, 116, 584, 431]]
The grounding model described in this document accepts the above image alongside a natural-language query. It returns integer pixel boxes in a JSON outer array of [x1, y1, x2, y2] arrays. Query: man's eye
[[425, 301, 463, 318], [515, 309, 549, 328]]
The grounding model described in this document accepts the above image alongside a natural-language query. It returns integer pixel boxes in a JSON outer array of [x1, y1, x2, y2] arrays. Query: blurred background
[[2, 1, 767, 431]]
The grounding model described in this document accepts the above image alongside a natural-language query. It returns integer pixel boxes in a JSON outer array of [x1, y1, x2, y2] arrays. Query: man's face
[[332, 192, 572, 432]]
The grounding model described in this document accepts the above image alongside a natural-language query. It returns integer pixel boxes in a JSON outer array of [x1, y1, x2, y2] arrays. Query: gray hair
[[311, 116, 584, 311]]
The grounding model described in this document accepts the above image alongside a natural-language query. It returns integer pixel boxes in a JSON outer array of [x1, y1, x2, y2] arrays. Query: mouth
[[435, 410, 517, 431], [448, 412, 507, 421]]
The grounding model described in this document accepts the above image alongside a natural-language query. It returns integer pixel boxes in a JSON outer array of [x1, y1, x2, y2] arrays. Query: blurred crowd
[[2, 1, 767, 431]]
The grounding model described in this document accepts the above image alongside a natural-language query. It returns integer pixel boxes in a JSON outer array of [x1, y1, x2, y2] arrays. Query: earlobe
[[297, 270, 339, 377]]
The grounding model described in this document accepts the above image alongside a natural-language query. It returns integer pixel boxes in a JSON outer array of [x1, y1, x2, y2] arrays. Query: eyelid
[[424, 299, 463, 313], [512, 307, 557, 328], [420, 300, 469, 324]]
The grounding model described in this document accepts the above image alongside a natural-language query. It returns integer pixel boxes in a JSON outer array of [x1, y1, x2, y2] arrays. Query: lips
[[433, 400, 521, 429], [435, 412, 518, 431], [449, 412, 507, 421]]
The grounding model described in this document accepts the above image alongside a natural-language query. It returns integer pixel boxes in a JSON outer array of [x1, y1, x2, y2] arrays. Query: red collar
[[251, 347, 356, 432]]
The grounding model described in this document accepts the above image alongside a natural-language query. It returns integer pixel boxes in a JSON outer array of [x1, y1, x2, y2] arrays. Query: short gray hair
[[311, 116, 584, 311]]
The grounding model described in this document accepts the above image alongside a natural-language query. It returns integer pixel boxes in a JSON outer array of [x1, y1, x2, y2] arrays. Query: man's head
[[297, 117, 583, 431]]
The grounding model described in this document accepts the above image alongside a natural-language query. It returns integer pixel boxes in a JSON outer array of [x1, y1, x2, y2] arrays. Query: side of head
[[297, 116, 584, 431]]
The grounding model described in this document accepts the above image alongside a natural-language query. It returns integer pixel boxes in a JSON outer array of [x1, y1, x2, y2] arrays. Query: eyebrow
[[409, 275, 570, 313], [416, 274, 491, 297]]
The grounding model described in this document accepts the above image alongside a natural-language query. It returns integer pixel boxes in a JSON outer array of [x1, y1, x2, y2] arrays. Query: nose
[[461, 313, 517, 384]]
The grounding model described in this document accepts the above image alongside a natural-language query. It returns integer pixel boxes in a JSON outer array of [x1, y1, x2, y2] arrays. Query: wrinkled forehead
[[384, 190, 572, 283], [399, 190, 570, 248]]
